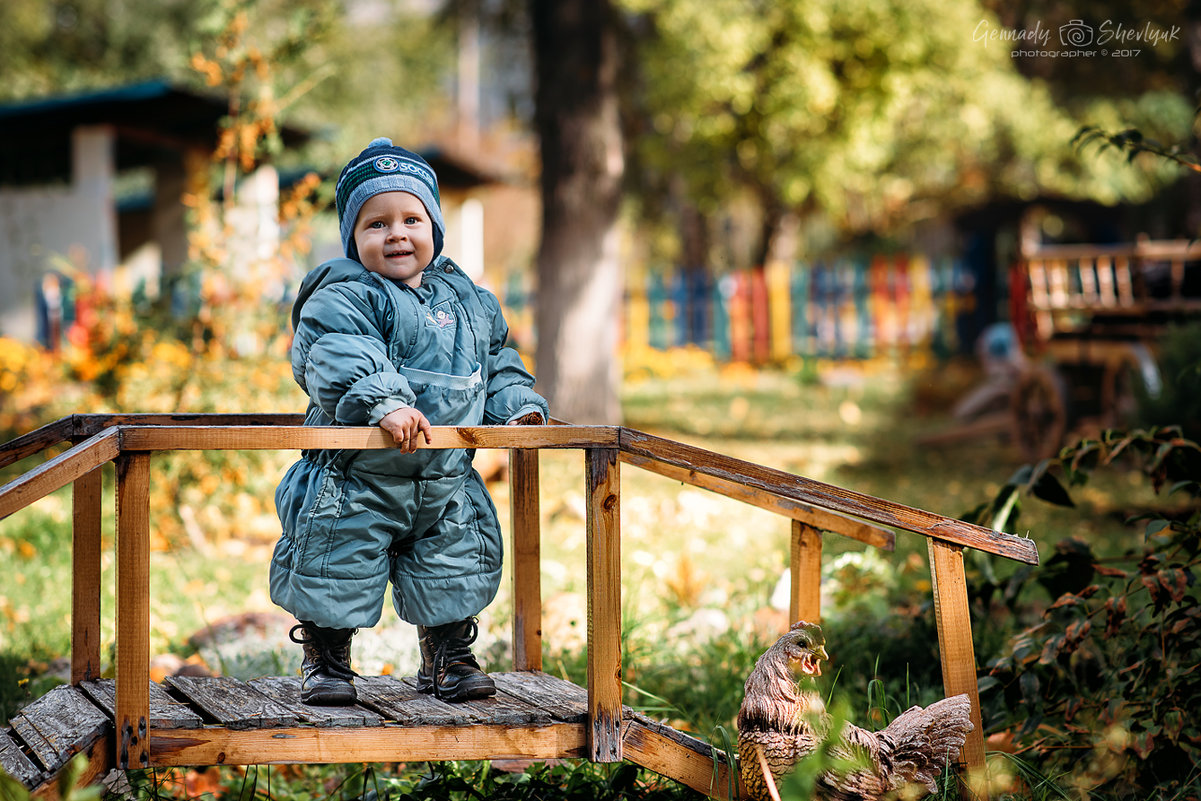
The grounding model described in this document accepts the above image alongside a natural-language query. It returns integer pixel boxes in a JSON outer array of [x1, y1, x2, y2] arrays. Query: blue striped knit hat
[[335, 137, 445, 263]]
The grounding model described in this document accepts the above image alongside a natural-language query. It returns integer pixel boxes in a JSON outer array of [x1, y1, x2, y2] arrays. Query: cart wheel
[[1010, 365, 1069, 462]]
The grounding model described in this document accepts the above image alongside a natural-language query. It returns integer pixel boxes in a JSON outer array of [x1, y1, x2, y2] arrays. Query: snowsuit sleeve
[[478, 288, 550, 425], [293, 283, 416, 426]]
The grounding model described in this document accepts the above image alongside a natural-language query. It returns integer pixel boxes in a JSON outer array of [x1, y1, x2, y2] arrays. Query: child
[[271, 138, 548, 705]]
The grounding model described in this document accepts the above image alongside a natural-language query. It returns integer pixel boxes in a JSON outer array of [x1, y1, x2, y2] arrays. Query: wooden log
[[621, 429, 1039, 565], [790, 520, 822, 625], [247, 677, 384, 728], [149, 723, 588, 766], [71, 466, 103, 684], [619, 452, 895, 551], [585, 448, 622, 762], [0, 428, 120, 521], [927, 539, 987, 800], [118, 425, 619, 452], [8, 685, 110, 774], [623, 712, 739, 801], [162, 676, 300, 730], [80, 679, 204, 729], [509, 448, 543, 670], [115, 452, 151, 769], [0, 726, 45, 787], [0, 416, 74, 470]]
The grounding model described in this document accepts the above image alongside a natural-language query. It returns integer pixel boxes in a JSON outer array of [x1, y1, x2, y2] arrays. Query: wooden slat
[[493, 672, 586, 723], [351, 675, 553, 727], [79, 679, 204, 730], [246, 677, 384, 728], [0, 726, 45, 787], [71, 466, 103, 683], [119, 425, 619, 452], [585, 448, 622, 762], [790, 520, 822, 625], [162, 676, 300, 730], [621, 429, 1039, 565], [621, 451, 895, 550], [623, 713, 738, 801], [72, 412, 303, 438], [115, 452, 151, 769], [0, 428, 120, 521], [8, 685, 109, 774], [510, 449, 543, 670], [0, 416, 74, 470], [149, 723, 588, 766], [928, 539, 987, 800]]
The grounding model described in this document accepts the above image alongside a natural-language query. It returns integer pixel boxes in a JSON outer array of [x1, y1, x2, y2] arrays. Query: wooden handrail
[[620, 429, 1039, 565], [0, 427, 121, 520]]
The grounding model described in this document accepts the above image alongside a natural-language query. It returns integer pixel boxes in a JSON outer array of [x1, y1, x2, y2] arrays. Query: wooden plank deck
[[3, 672, 735, 799]]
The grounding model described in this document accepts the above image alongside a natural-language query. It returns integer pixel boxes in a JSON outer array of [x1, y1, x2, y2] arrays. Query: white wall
[[0, 126, 118, 341]]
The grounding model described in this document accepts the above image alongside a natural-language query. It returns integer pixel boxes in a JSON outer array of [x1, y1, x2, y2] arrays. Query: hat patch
[[374, 156, 400, 172]]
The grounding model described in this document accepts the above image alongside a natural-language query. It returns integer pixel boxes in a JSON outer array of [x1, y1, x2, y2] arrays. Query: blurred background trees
[[0, 0, 1196, 420]]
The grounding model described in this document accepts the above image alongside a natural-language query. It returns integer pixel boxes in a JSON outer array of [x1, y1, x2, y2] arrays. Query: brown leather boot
[[289, 621, 357, 705], [415, 618, 496, 702]]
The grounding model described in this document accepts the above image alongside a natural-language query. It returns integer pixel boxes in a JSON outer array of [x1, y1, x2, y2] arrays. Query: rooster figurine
[[737, 621, 973, 801]]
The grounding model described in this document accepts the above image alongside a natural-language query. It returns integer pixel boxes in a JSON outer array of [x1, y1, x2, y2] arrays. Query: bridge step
[[4, 671, 733, 799]]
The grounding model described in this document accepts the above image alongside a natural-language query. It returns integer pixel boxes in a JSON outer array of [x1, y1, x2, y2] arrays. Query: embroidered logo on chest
[[426, 308, 456, 329]]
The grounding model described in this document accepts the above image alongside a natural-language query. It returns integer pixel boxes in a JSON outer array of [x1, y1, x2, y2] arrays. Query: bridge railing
[[0, 413, 1039, 797]]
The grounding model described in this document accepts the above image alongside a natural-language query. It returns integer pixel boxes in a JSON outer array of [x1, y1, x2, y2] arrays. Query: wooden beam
[[71, 412, 303, 437], [621, 429, 1038, 565], [115, 453, 151, 770], [0, 415, 75, 470], [510, 449, 542, 671], [118, 425, 620, 452], [148, 724, 588, 765], [0, 428, 120, 521], [71, 466, 104, 684], [623, 716, 739, 800], [927, 539, 987, 800], [619, 451, 894, 551], [790, 521, 822, 626], [585, 448, 622, 762]]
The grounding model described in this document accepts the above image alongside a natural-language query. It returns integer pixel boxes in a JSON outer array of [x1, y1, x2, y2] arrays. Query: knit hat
[[335, 137, 445, 263]]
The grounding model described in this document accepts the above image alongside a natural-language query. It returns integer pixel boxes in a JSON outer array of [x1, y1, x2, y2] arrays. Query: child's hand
[[380, 408, 432, 453], [507, 412, 544, 426]]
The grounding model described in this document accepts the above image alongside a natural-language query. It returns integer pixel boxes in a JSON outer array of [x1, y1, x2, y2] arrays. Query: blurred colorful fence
[[505, 255, 986, 364]]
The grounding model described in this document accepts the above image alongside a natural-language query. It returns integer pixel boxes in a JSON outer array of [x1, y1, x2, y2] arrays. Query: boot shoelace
[[432, 618, 481, 699], [289, 623, 358, 681]]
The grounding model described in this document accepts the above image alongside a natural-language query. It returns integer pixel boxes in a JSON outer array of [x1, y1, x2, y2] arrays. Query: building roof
[[0, 79, 311, 185]]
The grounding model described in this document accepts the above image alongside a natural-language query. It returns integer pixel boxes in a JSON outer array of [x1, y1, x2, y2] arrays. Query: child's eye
[[405, 216, 420, 225], [370, 221, 386, 228]]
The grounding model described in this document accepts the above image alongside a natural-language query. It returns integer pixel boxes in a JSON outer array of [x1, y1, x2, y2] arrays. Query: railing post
[[928, 539, 988, 800], [116, 452, 151, 770], [585, 447, 622, 762], [71, 465, 104, 683], [509, 448, 542, 671], [789, 520, 822, 625]]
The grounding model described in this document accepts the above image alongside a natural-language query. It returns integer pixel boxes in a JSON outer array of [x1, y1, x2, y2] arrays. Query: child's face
[[353, 191, 435, 288]]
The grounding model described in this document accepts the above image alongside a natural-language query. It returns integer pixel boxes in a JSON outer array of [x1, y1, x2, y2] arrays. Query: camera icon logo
[[1059, 19, 1094, 46]]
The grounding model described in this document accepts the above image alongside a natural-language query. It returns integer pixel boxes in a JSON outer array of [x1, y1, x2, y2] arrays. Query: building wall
[[0, 126, 117, 341]]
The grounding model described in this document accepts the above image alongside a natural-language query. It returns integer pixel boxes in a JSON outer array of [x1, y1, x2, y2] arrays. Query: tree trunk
[[530, 0, 624, 424]]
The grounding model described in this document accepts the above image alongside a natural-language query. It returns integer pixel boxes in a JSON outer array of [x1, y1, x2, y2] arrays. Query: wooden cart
[[1011, 238, 1201, 460]]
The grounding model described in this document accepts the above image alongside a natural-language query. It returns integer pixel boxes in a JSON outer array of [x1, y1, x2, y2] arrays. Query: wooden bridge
[[0, 414, 1039, 799]]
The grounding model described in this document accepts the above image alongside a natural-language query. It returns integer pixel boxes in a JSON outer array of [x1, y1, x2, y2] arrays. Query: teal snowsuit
[[271, 256, 548, 630]]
